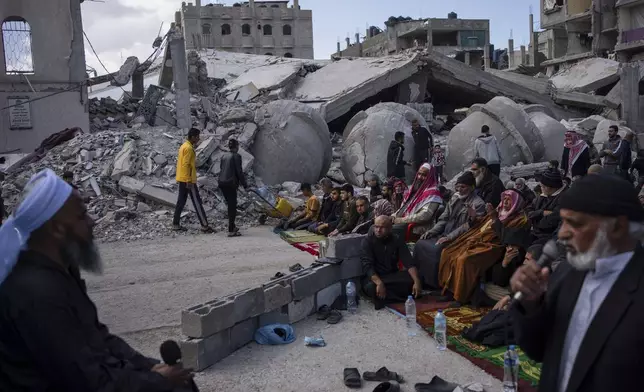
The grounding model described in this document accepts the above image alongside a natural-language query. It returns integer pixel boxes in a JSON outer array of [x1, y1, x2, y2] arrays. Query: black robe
[[0, 252, 176, 392], [526, 188, 566, 246], [512, 247, 644, 392], [561, 147, 591, 178]]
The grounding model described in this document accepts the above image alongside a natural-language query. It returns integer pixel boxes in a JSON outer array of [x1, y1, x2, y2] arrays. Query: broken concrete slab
[[238, 123, 259, 149], [238, 146, 254, 173], [224, 61, 303, 93], [486, 69, 551, 95], [118, 176, 145, 194], [252, 100, 332, 185], [420, 51, 576, 121], [501, 162, 551, 179], [153, 105, 176, 127], [550, 58, 620, 93], [226, 82, 260, 102], [195, 136, 218, 167], [603, 82, 622, 109], [341, 102, 425, 186], [110, 140, 136, 181], [139, 184, 204, 213], [220, 107, 254, 124], [293, 54, 422, 122], [552, 90, 606, 110]]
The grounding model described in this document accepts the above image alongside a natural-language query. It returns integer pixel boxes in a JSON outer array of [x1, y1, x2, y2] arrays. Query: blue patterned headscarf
[[0, 169, 73, 285]]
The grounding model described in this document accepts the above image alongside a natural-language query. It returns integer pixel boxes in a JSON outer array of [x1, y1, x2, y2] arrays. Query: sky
[[81, 0, 541, 75]]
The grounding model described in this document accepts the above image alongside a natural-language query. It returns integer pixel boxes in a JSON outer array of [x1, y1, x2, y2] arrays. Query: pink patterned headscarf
[[497, 189, 525, 222]]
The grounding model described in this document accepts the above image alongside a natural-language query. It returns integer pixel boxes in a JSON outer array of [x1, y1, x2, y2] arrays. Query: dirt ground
[[91, 227, 501, 392]]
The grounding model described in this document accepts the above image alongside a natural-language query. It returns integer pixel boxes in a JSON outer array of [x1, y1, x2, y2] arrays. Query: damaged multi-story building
[[334, 12, 491, 69], [0, 0, 89, 153], [178, 0, 314, 59], [534, 0, 644, 74]]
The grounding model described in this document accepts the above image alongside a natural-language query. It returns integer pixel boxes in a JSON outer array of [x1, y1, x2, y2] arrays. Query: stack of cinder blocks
[[180, 233, 366, 370]]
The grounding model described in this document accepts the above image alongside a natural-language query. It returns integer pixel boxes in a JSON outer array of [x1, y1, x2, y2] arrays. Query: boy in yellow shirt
[[173, 128, 213, 232], [284, 183, 320, 230]]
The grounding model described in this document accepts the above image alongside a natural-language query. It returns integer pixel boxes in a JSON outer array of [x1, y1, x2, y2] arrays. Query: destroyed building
[[334, 13, 491, 69], [0, 0, 89, 153], [179, 0, 314, 59]]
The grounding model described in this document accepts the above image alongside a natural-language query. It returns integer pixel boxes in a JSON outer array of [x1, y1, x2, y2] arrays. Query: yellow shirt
[[176, 141, 197, 183], [305, 196, 321, 221]]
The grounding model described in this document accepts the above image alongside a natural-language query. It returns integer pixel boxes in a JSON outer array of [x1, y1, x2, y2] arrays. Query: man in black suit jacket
[[510, 174, 644, 392]]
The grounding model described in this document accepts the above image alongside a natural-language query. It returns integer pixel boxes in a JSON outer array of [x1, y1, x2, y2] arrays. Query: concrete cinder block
[[181, 299, 235, 338], [259, 307, 290, 327], [118, 175, 145, 194], [181, 329, 232, 371], [230, 317, 258, 351], [326, 234, 366, 259], [230, 287, 265, 323], [340, 257, 364, 280], [316, 282, 342, 308], [287, 295, 315, 324], [263, 282, 292, 312], [291, 265, 340, 300]]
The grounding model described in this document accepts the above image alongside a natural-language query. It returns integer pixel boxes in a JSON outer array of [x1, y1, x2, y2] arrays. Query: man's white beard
[[566, 225, 616, 271], [455, 192, 469, 200], [475, 172, 485, 186]]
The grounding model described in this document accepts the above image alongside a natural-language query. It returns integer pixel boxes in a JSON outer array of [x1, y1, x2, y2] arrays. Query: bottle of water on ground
[[405, 296, 417, 336], [346, 281, 358, 314], [434, 310, 447, 351], [503, 345, 520, 392]]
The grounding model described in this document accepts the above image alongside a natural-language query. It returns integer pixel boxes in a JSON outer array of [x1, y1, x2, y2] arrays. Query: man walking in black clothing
[[411, 119, 433, 172], [219, 139, 247, 237], [387, 131, 409, 180]]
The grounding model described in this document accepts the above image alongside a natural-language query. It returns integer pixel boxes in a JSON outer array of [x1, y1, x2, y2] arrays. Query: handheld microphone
[[512, 239, 559, 302], [159, 340, 200, 392]]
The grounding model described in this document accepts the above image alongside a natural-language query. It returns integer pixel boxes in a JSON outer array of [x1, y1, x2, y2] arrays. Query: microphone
[[159, 340, 199, 392], [512, 239, 559, 302]]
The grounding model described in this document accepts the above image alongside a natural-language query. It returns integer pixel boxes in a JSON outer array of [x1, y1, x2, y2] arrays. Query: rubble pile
[[89, 97, 140, 132]]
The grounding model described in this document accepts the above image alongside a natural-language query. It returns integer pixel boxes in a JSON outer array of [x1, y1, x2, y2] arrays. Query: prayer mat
[[291, 241, 319, 256], [279, 230, 326, 245], [387, 300, 541, 391]]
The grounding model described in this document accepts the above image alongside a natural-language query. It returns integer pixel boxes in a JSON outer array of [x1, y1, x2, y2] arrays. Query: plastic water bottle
[[405, 296, 417, 336], [434, 310, 447, 351], [346, 281, 357, 314], [503, 345, 520, 392]]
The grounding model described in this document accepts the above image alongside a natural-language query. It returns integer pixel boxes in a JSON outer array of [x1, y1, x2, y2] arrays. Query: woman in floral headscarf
[[561, 130, 591, 178], [437, 189, 532, 304]]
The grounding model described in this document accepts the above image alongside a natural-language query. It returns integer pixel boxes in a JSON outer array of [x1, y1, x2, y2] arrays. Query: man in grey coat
[[412, 171, 487, 289], [474, 125, 503, 176]]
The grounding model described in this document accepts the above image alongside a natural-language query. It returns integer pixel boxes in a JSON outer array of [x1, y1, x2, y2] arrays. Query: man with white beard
[[510, 174, 644, 392], [0, 169, 194, 391]]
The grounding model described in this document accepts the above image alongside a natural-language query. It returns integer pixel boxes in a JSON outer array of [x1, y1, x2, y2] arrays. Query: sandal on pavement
[[373, 381, 400, 392], [227, 231, 242, 237], [326, 309, 343, 324], [316, 305, 332, 320], [363, 367, 404, 383], [343, 368, 362, 389], [414, 376, 459, 392], [289, 263, 304, 272], [270, 272, 285, 280]]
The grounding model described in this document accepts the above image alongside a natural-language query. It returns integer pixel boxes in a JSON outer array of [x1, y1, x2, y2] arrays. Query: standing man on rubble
[[219, 138, 247, 237], [474, 125, 503, 176], [411, 119, 433, 173], [600, 125, 624, 175], [173, 128, 214, 233]]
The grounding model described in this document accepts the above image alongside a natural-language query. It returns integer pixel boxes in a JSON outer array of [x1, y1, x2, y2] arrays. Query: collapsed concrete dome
[[445, 96, 546, 178], [251, 100, 332, 185], [341, 102, 427, 186], [524, 105, 567, 163]]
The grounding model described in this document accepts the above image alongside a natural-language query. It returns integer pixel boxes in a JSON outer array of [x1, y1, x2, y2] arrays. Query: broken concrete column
[[110, 140, 136, 181], [195, 136, 219, 167], [187, 50, 210, 96], [169, 28, 191, 129], [341, 102, 426, 186], [508, 39, 514, 68], [445, 96, 545, 179], [621, 62, 640, 131], [251, 100, 332, 185], [131, 70, 144, 100]]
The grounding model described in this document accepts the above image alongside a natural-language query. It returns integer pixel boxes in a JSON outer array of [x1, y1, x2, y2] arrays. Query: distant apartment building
[[536, 0, 644, 73], [177, 0, 313, 59], [335, 13, 491, 69]]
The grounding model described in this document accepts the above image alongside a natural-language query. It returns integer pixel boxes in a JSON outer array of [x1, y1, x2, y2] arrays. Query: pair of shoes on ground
[[414, 375, 459, 392], [316, 305, 343, 324], [172, 225, 216, 234], [344, 367, 404, 391]]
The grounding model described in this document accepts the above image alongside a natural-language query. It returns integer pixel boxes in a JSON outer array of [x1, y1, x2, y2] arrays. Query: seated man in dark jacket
[[527, 169, 567, 245], [351, 195, 374, 235], [0, 169, 193, 392], [309, 186, 342, 235], [471, 158, 505, 206], [362, 215, 422, 309], [329, 184, 359, 236]]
